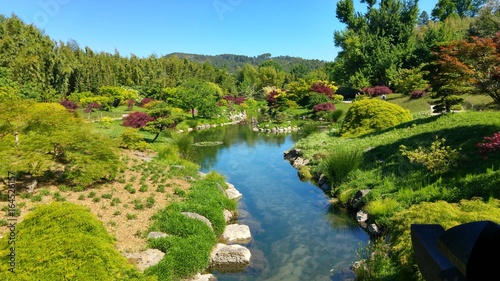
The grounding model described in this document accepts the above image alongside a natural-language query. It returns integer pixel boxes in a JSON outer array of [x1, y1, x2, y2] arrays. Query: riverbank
[[286, 111, 500, 279]]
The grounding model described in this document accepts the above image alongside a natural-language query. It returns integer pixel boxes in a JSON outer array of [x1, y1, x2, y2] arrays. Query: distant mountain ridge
[[165, 52, 326, 73]]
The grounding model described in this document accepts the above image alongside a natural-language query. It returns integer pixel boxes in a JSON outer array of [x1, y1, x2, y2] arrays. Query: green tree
[[175, 79, 222, 118], [432, 0, 486, 20], [0, 100, 120, 189], [143, 106, 185, 142], [332, 0, 419, 87], [468, 0, 500, 38]]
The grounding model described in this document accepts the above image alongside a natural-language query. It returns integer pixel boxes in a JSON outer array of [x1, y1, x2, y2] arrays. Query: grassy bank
[[293, 99, 500, 279]]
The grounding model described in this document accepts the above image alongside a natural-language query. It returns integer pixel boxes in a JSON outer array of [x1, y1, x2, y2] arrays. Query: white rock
[[222, 224, 252, 244], [225, 182, 242, 200]]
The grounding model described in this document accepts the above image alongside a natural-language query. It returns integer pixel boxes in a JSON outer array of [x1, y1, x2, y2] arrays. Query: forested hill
[[165, 52, 326, 73]]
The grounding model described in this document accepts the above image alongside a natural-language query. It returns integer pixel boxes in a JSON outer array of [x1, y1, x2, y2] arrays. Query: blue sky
[[1, 1, 438, 61]]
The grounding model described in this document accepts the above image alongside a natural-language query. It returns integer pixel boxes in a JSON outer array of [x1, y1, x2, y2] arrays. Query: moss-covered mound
[[340, 99, 412, 137], [0, 202, 154, 281]]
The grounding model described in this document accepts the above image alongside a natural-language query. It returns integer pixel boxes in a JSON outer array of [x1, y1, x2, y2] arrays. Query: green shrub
[[387, 199, 500, 278], [119, 128, 151, 151], [340, 99, 412, 137], [400, 137, 460, 175], [157, 144, 180, 163], [0, 202, 151, 281]]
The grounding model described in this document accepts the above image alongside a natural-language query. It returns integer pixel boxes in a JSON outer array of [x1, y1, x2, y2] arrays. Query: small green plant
[[53, 192, 66, 202], [31, 194, 43, 202], [133, 199, 144, 210], [173, 187, 186, 197], [101, 193, 113, 199], [58, 185, 70, 192], [39, 189, 50, 196], [126, 213, 137, 220], [0, 219, 7, 226], [146, 196, 155, 208], [156, 184, 166, 193], [124, 184, 136, 194], [87, 191, 96, 198], [110, 198, 121, 206], [92, 197, 101, 203], [400, 136, 460, 174], [20, 193, 31, 199], [77, 194, 85, 200], [113, 210, 121, 216], [108, 221, 117, 227], [139, 184, 148, 192]]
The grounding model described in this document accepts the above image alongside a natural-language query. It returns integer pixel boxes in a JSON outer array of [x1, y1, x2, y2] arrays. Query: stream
[[186, 124, 369, 281]]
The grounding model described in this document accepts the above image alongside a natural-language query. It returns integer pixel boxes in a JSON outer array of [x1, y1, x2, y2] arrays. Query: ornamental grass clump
[[321, 147, 362, 188]]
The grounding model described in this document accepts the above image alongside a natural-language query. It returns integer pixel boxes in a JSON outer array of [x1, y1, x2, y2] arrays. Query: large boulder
[[210, 243, 251, 273], [222, 224, 252, 245]]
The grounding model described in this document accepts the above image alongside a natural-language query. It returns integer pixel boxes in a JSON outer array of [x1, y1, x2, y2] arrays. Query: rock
[[222, 224, 252, 245], [125, 249, 165, 271], [223, 209, 235, 223], [225, 182, 242, 200], [198, 171, 206, 178], [331, 267, 357, 281], [356, 210, 368, 228], [320, 182, 331, 192], [181, 212, 213, 230], [147, 231, 168, 239], [284, 148, 302, 160], [318, 174, 327, 186], [367, 223, 381, 236], [184, 273, 217, 281], [292, 157, 310, 168], [210, 243, 251, 273], [351, 189, 371, 209]]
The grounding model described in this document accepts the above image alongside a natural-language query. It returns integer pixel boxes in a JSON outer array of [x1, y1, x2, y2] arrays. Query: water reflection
[[186, 124, 369, 281]]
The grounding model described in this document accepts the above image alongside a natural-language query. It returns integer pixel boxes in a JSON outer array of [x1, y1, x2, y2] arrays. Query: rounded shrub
[[0, 202, 151, 281], [340, 99, 412, 137]]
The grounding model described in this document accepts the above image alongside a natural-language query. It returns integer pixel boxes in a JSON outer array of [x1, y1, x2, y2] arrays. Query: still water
[[187, 125, 369, 281]]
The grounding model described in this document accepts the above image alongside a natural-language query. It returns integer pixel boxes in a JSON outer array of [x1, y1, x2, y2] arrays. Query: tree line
[[0, 14, 327, 104]]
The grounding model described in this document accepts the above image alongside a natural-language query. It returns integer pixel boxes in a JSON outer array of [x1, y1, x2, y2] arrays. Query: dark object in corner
[[411, 221, 500, 281]]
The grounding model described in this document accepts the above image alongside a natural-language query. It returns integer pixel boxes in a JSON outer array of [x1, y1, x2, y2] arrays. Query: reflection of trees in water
[[323, 204, 361, 233], [185, 125, 304, 170]]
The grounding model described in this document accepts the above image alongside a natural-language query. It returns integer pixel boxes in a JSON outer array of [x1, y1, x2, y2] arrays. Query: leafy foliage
[[400, 137, 461, 174], [123, 112, 155, 128], [313, 102, 336, 112], [361, 86, 393, 97], [0, 100, 120, 186], [340, 99, 413, 137], [476, 131, 500, 159]]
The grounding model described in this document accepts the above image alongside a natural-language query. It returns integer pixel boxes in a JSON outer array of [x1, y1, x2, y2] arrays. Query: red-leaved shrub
[[140, 98, 154, 108], [83, 102, 100, 113], [313, 102, 336, 112], [410, 89, 427, 99], [223, 95, 245, 105], [476, 132, 500, 159], [310, 82, 333, 97], [122, 112, 155, 128], [60, 99, 78, 111], [362, 86, 393, 97]]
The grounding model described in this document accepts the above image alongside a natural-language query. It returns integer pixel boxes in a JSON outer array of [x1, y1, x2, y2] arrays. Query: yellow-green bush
[[340, 99, 412, 137], [0, 202, 154, 281], [388, 199, 500, 274]]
